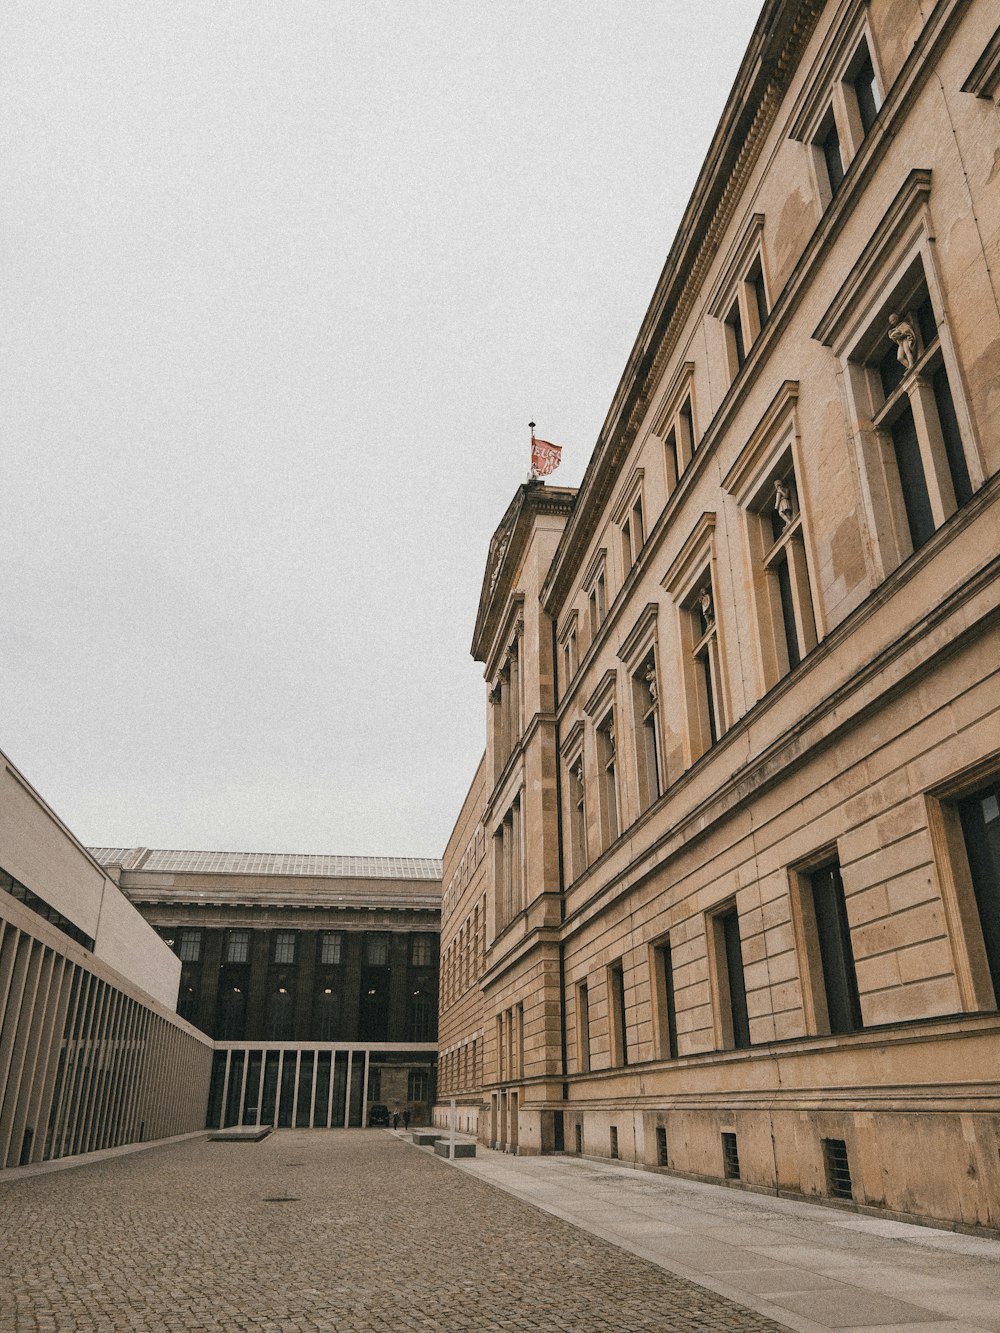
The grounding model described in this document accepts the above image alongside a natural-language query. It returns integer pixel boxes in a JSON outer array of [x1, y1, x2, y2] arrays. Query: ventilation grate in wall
[[722, 1131, 740, 1180], [823, 1137, 853, 1200]]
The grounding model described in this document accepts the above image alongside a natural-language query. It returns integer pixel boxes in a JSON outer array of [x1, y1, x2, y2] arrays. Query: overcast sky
[[3, 1, 761, 859]]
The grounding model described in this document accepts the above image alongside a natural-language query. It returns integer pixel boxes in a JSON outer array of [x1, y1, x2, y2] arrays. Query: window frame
[[814, 171, 982, 582], [653, 362, 698, 496], [611, 467, 647, 580], [708, 215, 770, 384], [618, 603, 666, 811], [562, 719, 588, 883], [724, 381, 822, 696]]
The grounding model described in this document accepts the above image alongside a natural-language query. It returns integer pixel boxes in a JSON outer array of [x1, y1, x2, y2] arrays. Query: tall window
[[408, 994, 434, 1041], [863, 276, 972, 557], [956, 781, 1000, 1001], [712, 906, 750, 1050], [633, 649, 663, 809], [267, 985, 294, 1039], [224, 929, 249, 964], [576, 981, 591, 1073], [597, 712, 619, 850], [652, 938, 679, 1059], [615, 476, 647, 574], [608, 962, 628, 1066], [273, 931, 296, 965], [408, 1069, 429, 1102], [567, 751, 587, 881], [735, 443, 818, 691], [807, 862, 863, 1035], [320, 932, 343, 966], [688, 577, 725, 753], [411, 934, 433, 967], [658, 372, 698, 494], [713, 226, 769, 383], [798, 32, 883, 208], [364, 934, 389, 966], [587, 560, 608, 642], [177, 929, 201, 963], [314, 987, 338, 1040]]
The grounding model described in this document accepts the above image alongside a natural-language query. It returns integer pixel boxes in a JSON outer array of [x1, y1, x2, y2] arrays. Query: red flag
[[531, 435, 562, 477]]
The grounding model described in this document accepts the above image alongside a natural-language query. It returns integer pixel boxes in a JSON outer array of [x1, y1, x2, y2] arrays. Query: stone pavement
[[0, 1129, 785, 1332], [438, 1140, 1000, 1333]]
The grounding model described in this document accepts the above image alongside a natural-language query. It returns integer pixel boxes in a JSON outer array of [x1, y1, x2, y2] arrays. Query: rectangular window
[[712, 907, 750, 1050], [408, 1069, 429, 1102], [575, 1123, 583, 1154], [587, 565, 608, 640], [568, 754, 587, 880], [273, 931, 296, 965], [725, 298, 746, 374], [957, 782, 1000, 999], [576, 981, 591, 1073], [364, 934, 389, 966], [860, 265, 976, 565], [810, 862, 863, 1035], [688, 578, 725, 753], [849, 42, 880, 136], [225, 929, 249, 964], [633, 650, 663, 809], [608, 962, 628, 1066], [818, 110, 844, 196], [597, 712, 619, 849], [411, 934, 432, 967], [653, 938, 679, 1059], [320, 932, 343, 966], [177, 928, 201, 963]]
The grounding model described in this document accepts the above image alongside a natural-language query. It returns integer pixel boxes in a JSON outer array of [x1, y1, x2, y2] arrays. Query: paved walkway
[[0, 1129, 784, 1332], [436, 1138, 1000, 1333]]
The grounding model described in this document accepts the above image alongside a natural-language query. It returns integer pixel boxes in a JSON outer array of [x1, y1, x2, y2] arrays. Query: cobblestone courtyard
[[0, 1130, 786, 1333]]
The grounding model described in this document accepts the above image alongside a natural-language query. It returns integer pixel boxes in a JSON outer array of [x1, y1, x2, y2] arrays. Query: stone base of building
[[431, 1099, 483, 1138]]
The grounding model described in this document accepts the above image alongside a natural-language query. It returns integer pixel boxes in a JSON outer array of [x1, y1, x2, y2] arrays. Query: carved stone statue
[[571, 758, 585, 790], [888, 313, 917, 371], [699, 585, 714, 629], [607, 722, 616, 753], [774, 478, 794, 527], [644, 662, 658, 704]]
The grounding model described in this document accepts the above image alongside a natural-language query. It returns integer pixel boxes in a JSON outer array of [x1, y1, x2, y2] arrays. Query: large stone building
[[435, 0, 1000, 1232], [0, 751, 211, 1171], [93, 847, 441, 1129]]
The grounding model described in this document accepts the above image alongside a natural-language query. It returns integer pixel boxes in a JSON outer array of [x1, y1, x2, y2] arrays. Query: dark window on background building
[[810, 861, 863, 1034], [218, 985, 247, 1040], [314, 987, 338, 1040], [655, 939, 679, 1059], [411, 934, 432, 967], [320, 932, 342, 966], [408, 1069, 429, 1102], [365, 934, 389, 966], [408, 994, 434, 1041], [267, 986, 294, 1040], [177, 929, 201, 962], [608, 962, 628, 1066], [225, 930, 250, 964], [273, 931, 296, 965], [957, 782, 1000, 998]]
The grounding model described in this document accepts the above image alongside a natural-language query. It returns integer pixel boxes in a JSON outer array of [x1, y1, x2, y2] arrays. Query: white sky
[[3, 1, 762, 858]]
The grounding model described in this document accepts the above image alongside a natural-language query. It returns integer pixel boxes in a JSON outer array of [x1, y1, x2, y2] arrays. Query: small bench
[[208, 1126, 273, 1143], [411, 1131, 442, 1146], [433, 1139, 476, 1158]]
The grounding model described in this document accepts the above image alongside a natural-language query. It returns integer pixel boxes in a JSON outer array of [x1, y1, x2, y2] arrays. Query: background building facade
[[94, 847, 441, 1129], [436, 0, 1000, 1233], [0, 752, 212, 1172]]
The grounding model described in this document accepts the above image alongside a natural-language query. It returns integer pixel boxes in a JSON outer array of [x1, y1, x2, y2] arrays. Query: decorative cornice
[[723, 381, 800, 498], [617, 603, 660, 670], [583, 667, 618, 719], [539, 0, 826, 615]]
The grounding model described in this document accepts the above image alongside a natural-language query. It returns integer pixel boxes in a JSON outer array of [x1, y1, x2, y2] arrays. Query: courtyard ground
[[1, 1129, 998, 1332]]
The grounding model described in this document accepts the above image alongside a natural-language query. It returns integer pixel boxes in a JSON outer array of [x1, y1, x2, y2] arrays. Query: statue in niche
[[644, 662, 658, 704], [488, 533, 510, 594], [888, 312, 918, 371], [699, 585, 714, 629], [774, 478, 794, 527], [606, 722, 616, 753], [572, 758, 585, 790]]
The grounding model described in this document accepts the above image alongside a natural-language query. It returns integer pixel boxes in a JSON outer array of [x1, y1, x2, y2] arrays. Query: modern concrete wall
[[0, 753, 181, 1010]]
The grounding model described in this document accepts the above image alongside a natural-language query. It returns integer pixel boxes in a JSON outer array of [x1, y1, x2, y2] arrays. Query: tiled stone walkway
[[0, 1130, 785, 1332]]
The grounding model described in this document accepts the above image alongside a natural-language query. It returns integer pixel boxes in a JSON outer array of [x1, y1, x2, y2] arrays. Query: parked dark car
[[367, 1103, 389, 1126]]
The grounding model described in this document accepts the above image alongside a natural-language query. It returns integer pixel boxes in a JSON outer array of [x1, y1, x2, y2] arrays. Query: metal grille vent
[[823, 1137, 853, 1199], [656, 1125, 669, 1167], [722, 1131, 741, 1179], [610, 1125, 620, 1159]]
